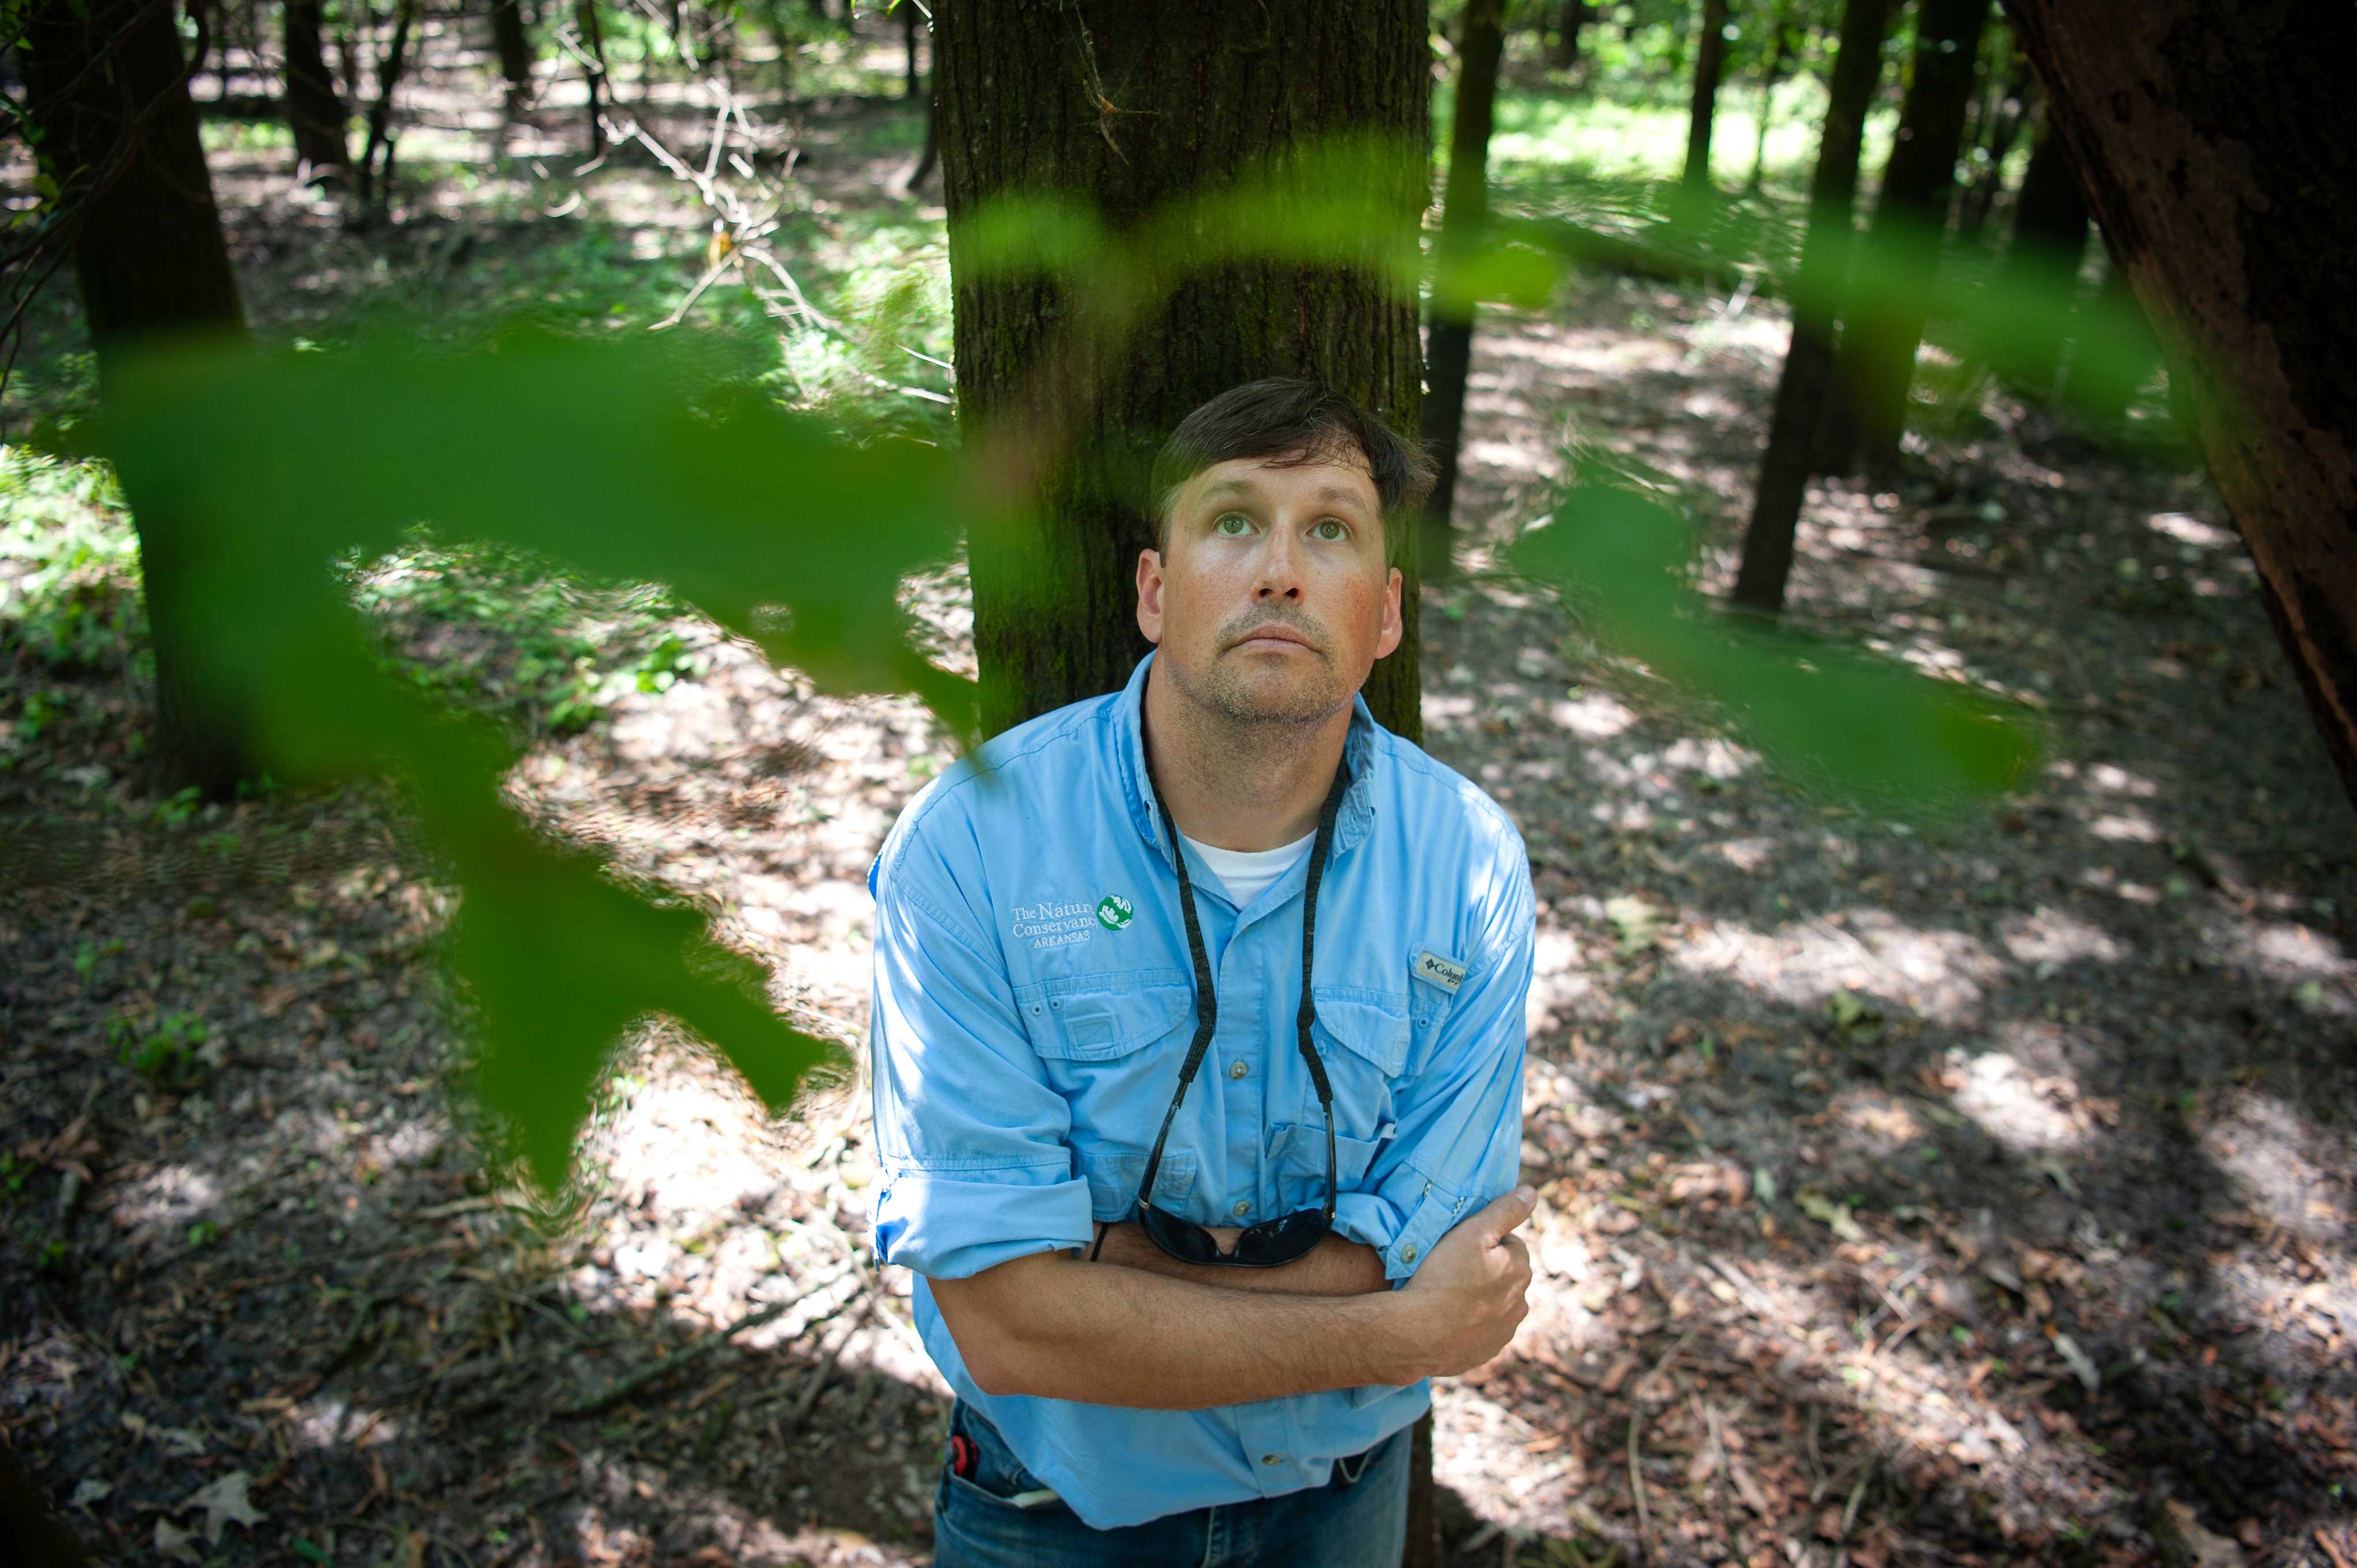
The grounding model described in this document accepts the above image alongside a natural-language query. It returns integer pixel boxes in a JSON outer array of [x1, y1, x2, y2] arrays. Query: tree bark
[[1730, 0, 1893, 615], [1682, 0, 1731, 191], [285, 0, 350, 179], [22, 0, 253, 800], [1984, 111, 2088, 396], [2001, 0, 2357, 812], [490, 0, 534, 100], [1422, 0, 1507, 584], [1817, 0, 1991, 475], [936, 0, 1431, 741]]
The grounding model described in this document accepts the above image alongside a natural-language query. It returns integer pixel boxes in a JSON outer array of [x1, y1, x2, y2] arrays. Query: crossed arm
[[927, 1192, 1535, 1411]]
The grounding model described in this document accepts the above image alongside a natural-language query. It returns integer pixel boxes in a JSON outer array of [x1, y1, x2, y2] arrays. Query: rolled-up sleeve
[[869, 819, 1094, 1281], [1331, 836, 1534, 1283]]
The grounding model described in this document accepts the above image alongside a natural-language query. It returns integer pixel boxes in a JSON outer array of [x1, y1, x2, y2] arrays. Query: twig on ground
[[784, 1297, 870, 1432], [558, 1273, 838, 1416]]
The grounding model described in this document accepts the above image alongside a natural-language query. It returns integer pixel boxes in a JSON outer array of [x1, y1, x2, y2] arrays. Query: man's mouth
[[1228, 624, 1320, 655]]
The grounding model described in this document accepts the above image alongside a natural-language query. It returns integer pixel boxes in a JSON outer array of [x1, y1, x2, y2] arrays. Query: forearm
[[1088, 1221, 1389, 1297], [930, 1251, 1422, 1409]]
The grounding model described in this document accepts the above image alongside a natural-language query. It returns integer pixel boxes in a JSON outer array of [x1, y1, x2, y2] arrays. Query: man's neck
[[1141, 659, 1352, 853]]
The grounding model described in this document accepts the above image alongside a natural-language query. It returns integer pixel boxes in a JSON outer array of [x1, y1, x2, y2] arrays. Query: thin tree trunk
[[1745, 0, 1795, 195], [356, 0, 418, 215], [1682, 0, 1731, 191], [1954, 40, 2031, 241], [21, 0, 254, 798], [2002, 0, 2357, 811], [936, 0, 1430, 741], [903, 85, 937, 193], [285, 0, 350, 180], [1552, 0, 1590, 69], [1729, 0, 1893, 615], [1422, 0, 1507, 584], [490, 0, 534, 101], [901, 2, 920, 100], [1985, 112, 2088, 396], [577, 0, 608, 157], [1818, 0, 1991, 475]]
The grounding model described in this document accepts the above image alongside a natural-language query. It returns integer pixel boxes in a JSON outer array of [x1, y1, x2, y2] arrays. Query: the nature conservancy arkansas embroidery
[[1413, 948, 1467, 992], [1009, 897, 1130, 950]]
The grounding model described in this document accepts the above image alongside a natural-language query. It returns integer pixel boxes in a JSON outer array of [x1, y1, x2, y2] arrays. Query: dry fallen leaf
[[2158, 1498, 2246, 1568], [154, 1518, 202, 1565], [182, 1469, 267, 1543]]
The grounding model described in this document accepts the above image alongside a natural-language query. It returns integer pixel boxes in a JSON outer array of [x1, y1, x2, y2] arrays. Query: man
[[867, 378, 1537, 1566]]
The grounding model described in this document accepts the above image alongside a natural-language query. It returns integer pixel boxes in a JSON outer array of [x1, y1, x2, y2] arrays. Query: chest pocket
[[1304, 986, 1410, 1135], [1016, 967, 1194, 1173]]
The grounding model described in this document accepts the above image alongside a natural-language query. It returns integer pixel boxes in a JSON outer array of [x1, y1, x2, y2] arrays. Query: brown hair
[[1149, 378, 1435, 566]]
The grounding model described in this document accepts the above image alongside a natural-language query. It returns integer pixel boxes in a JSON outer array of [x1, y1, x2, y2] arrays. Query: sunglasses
[[1089, 753, 1350, 1270]]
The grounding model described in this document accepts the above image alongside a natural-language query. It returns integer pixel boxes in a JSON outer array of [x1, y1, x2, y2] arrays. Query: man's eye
[[1213, 513, 1253, 536], [1311, 519, 1349, 541]]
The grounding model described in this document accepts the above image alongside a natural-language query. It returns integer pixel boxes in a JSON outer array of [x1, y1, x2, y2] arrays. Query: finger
[[1474, 1185, 1539, 1243]]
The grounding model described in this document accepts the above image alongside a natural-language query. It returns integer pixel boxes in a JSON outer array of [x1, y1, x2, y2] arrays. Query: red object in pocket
[[949, 1433, 977, 1478]]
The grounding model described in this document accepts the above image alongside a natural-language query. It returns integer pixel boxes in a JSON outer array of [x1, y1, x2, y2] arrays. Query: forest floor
[[5, 34, 2357, 1568]]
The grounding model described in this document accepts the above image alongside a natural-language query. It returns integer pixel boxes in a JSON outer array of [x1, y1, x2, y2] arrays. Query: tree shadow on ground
[[1416, 455, 2356, 1563]]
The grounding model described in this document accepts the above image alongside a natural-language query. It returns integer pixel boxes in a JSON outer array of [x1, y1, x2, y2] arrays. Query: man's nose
[[1253, 526, 1306, 600]]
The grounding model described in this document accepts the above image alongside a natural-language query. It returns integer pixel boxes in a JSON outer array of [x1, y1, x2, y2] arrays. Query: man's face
[[1136, 450, 1403, 725]]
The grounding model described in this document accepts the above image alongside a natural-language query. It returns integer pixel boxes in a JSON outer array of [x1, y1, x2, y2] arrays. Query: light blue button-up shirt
[[867, 652, 1533, 1530]]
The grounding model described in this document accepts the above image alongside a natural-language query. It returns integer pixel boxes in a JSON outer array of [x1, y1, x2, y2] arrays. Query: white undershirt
[[1179, 830, 1316, 907]]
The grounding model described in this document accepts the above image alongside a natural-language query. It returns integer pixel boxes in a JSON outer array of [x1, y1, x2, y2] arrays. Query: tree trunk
[[1422, 0, 1507, 584], [901, 2, 920, 99], [1729, 0, 1893, 614], [1954, 39, 2031, 241], [1745, 0, 1795, 195], [1817, 0, 1991, 475], [356, 0, 419, 215], [577, 0, 609, 157], [2001, 0, 2357, 812], [2066, 260, 2158, 425], [1552, 0, 1590, 69], [21, 0, 254, 799], [1682, 0, 1731, 191], [936, 0, 1430, 741], [285, 0, 350, 179], [904, 84, 938, 192], [490, 0, 534, 100], [1985, 111, 2088, 396]]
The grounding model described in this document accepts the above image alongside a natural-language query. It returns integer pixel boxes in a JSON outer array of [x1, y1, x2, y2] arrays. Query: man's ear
[[1136, 547, 1166, 645], [1375, 566, 1403, 659]]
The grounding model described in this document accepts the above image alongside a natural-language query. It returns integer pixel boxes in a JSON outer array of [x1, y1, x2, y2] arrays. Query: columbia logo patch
[[1412, 949, 1467, 992]]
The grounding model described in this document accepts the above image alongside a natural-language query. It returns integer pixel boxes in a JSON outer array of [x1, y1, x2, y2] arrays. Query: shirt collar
[[1114, 650, 1380, 865]]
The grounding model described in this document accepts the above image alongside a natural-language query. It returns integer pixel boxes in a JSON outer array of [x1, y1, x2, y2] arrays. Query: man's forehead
[[1181, 452, 1379, 510]]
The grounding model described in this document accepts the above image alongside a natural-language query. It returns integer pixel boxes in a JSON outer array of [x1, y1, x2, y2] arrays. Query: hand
[[1393, 1186, 1536, 1379]]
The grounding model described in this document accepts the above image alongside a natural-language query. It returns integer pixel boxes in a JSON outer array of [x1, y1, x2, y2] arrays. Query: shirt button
[[1261, 1454, 1281, 1466], [1228, 1061, 1248, 1080], [1401, 1244, 1418, 1264], [1231, 1199, 1251, 1218]]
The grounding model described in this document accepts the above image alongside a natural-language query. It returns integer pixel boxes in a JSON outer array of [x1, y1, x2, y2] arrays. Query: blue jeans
[[930, 1400, 1411, 1568]]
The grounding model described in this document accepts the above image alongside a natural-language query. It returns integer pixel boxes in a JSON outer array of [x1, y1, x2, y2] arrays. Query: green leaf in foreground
[[104, 327, 977, 1188], [1505, 482, 2040, 817]]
